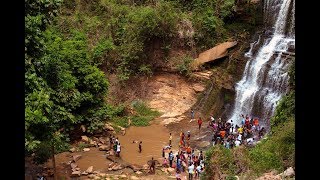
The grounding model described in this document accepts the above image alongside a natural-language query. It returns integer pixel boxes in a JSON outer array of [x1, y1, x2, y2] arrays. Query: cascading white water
[[228, 0, 295, 126]]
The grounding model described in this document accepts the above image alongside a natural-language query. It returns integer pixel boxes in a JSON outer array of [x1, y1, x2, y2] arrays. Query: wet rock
[[86, 166, 93, 174], [104, 123, 114, 131], [112, 164, 124, 171], [81, 171, 88, 175], [81, 136, 90, 143], [88, 174, 96, 179], [142, 164, 149, 170], [278, 167, 295, 178], [99, 137, 106, 144], [130, 176, 139, 180], [69, 147, 76, 153], [98, 145, 109, 151], [198, 141, 210, 148], [71, 171, 81, 177], [89, 140, 97, 147], [192, 83, 205, 92], [83, 148, 90, 152], [119, 174, 127, 178], [72, 155, 82, 162], [135, 171, 143, 175], [129, 164, 142, 172], [71, 162, 77, 169]]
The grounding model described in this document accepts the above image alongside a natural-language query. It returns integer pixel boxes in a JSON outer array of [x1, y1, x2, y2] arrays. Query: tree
[[25, 1, 109, 179]]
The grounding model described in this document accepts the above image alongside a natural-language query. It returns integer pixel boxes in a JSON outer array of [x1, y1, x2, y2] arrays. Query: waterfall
[[228, 0, 295, 127]]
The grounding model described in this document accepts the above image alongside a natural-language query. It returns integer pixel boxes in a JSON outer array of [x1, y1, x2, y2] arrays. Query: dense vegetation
[[202, 60, 295, 179], [25, 0, 263, 170]]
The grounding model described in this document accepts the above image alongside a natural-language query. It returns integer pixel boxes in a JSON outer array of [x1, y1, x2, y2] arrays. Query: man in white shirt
[[235, 140, 241, 147], [188, 163, 195, 180]]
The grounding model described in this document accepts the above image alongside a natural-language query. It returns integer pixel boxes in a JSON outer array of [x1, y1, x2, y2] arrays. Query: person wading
[[139, 141, 142, 153], [169, 151, 174, 168], [198, 117, 203, 131], [149, 157, 156, 174]]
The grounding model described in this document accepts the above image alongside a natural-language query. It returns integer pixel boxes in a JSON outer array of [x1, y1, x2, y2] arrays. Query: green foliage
[[202, 145, 236, 179], [78, 142, 90, 151], [92, 38, 115, 65], [176, 55, 193, 77], [130, 100, 161, 126], [25, 0, 111, 164]]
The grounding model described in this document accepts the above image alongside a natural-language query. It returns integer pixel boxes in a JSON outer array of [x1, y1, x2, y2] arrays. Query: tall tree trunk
[[52, 144, 57, 180]]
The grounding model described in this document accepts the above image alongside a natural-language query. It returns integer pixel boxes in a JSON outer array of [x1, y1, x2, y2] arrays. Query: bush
[[130, 100, 161, 126], [176, 55, 194, 77]]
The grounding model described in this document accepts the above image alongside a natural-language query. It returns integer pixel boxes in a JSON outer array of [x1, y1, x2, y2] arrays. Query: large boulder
[[86, 166, 94, 174], [99, 137, 106, 144], [83, 148, 90, 152], [279, 167, 295, 178], [81, 136, 90, 143], [71, 171, 81, 177], [104, 123, 114, 131], [70, 162, 77, 169], [72, 155, 82, 162], [98, 145, 109, 151], [81, 171, 88, 175], [69, 147, 76, 153], [190, 41, 237, 70]]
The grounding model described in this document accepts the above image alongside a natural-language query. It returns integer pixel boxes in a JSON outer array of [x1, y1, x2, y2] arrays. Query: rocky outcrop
[[98, 145, 109, 151], [83, 148, 90, 152], [278, 167, 295, 178], [72, 155, 82, 162], [71, 171, 81, 177], [190, 41, 237, 70], [85, 166, 93, 174], [104, 123, 114, 131], [81, 136, 90, 143], [69, 147, 76, 153]]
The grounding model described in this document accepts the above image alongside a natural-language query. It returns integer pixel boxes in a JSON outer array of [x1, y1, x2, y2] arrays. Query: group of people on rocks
[[109, 135, 122, 157]]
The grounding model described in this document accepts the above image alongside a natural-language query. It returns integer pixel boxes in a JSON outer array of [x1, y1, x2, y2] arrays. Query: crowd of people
[[107, 110, 267, 180], [207, 114, 266, 148]]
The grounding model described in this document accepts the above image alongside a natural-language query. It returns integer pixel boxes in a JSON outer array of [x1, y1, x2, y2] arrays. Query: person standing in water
[[198, 117, 203, 131], [139, 141, 142, 153], [191, 109, 195, 119]]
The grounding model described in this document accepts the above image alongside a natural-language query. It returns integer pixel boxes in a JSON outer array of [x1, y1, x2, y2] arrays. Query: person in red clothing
[[198, 117, 203, 131], [220, 129, 226, 139]]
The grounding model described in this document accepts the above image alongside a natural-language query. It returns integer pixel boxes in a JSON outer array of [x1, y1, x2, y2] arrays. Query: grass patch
[[130, 100, 161, 126]]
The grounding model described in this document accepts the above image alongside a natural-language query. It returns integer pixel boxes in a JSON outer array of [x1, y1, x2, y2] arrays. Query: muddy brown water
[[44, 148, 112, 179], [117, 120, 173, 166]]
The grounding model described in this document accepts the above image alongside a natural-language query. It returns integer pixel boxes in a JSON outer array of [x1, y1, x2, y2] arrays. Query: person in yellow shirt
[[238, 126, 243, 134]]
